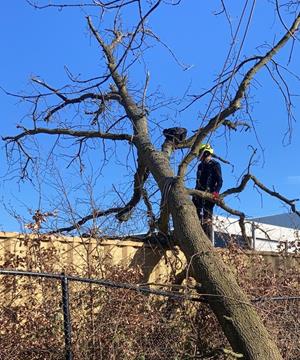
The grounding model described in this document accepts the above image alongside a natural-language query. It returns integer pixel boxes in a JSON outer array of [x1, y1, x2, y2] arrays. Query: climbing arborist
[[192, 144, 223, 240]]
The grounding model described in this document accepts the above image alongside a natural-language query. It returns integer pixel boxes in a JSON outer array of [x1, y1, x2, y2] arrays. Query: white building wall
[[213, 216, 299, 252]]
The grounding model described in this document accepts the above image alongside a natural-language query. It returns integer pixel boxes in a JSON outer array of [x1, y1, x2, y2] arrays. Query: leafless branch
[[87, 16, 149, 129], [48, 160, 150, 233], [31, 78, 68, 101], [265, 60, 296, 144], [26, 0, 138, 10], [181, 56, 262, 111], [14, 140, 34, 180], [144, 29, 192, 71], [275, 0, 298, 40], [3, 127, 134, 143], [115, 158, 150, 221], [86, 0, 163, 89], [48, 206, 123, 234], [142, 188, 156, 232], [222, 173, 300, 216], [43, 91, 122, 122]]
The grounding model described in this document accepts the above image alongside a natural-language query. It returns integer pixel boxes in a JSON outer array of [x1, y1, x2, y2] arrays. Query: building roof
[[250, 213, 300, 229]]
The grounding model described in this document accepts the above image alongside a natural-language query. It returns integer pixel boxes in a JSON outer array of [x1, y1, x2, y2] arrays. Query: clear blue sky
[[1, 1, 300, 232]]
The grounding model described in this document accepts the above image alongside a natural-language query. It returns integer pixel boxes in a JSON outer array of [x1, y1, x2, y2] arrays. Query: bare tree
[[3, 1, 300, 359]]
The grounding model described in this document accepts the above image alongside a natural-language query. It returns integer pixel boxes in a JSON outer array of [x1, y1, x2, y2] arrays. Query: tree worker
[[192, 144, 223, 240]]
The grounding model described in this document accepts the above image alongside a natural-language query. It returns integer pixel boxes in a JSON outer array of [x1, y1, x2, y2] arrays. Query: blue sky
[[1, 1, 300, 232]]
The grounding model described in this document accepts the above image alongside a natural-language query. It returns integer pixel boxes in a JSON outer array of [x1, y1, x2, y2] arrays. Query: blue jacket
[[195, 159, 223, 193]]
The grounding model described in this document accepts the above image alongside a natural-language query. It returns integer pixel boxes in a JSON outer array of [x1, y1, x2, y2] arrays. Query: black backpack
[[163, 127, 187, 144]]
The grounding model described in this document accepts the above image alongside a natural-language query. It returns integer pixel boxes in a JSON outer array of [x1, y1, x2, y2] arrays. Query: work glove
[[212, 192, 219, 200]]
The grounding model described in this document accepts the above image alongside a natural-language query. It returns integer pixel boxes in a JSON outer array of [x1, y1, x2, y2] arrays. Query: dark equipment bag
[[163, 127, 187, 144]]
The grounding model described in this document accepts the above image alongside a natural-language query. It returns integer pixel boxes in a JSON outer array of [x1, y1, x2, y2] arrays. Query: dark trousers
[[195, 201, 214, 240]]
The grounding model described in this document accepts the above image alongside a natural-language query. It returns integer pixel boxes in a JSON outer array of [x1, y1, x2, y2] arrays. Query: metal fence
[[0, 269, 206, 360], [0, 269, 299, 360]]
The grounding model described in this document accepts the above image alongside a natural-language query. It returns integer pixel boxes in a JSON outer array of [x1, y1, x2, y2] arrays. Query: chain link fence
[[0, 268, 299, 360]]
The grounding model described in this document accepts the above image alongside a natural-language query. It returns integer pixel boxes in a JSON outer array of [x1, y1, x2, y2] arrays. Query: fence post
[[61, 274, 73, 360], [251, 222, 256, 250]]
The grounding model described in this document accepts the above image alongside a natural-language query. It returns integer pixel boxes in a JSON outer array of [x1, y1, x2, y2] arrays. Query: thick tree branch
[[87, 12, 176, 230], [177, 12, 300, 178], [188, 189, 245, 219]]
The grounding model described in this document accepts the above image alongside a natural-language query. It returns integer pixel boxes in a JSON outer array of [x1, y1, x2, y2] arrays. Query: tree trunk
[[168, 179, 282, 360], [137, 144, 282, 359]]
